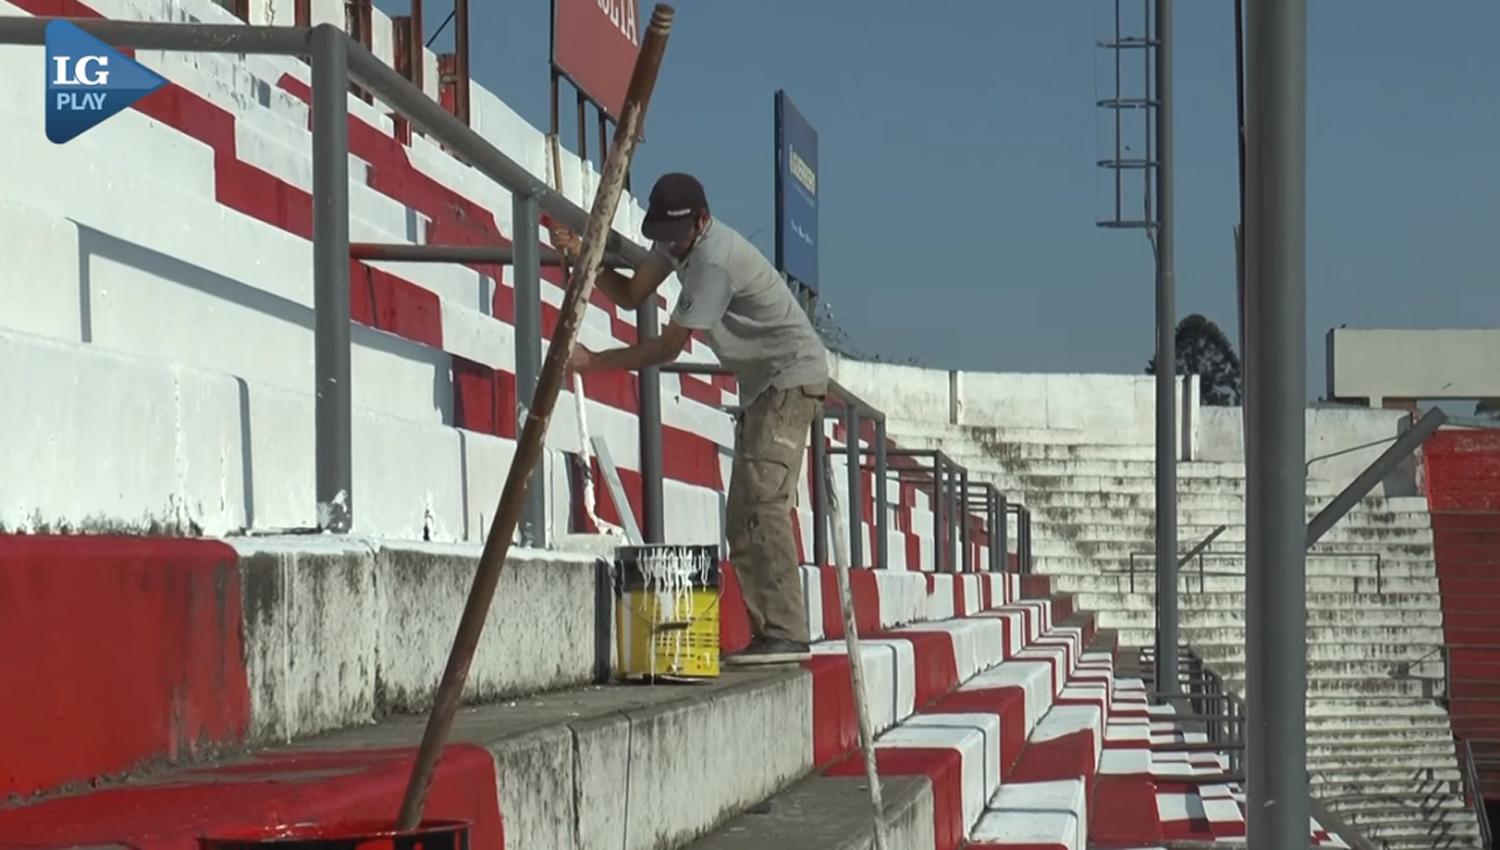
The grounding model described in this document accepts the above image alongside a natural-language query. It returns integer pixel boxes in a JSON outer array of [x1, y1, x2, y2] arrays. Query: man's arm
[[572, 322, 693, 373], [592, 254, 673, 311], [551, 225, 672, 310]]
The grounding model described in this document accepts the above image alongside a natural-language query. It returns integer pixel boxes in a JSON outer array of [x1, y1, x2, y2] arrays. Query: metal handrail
[[1127, 548, 1384, 594], [1460, 738, 1494, 849]]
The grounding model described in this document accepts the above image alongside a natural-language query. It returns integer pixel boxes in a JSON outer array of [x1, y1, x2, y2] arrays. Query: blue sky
[[409, 1, 1499, 396]]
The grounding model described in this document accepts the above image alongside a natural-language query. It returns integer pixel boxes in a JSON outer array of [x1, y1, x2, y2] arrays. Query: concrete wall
[[1198, 404, 1419, 496], [832, 357, 1202, 457], [1327, 327, 1500, 404]]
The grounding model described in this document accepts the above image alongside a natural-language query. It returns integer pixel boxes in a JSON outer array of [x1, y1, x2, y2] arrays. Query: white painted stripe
[[974, 778, 1088, 850], [874, 570, 928, 628], [802, 566, 824, 642], [1099, 748, 1152, 775], [1156, 792, 1203, 823], [810, 638, 916, 733], [1014, 644, 1070, 695], [972, 609, 1027, 659], [925, 574, 957, 621], [961, 574, 982, 613], [962, 660, 1053, 735], [886, 712, 1002, 833], [1202, 797, 1244, 824], [897, 617, 1006, 682]]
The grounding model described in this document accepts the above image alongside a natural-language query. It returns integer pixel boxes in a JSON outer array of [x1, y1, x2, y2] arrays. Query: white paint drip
[[637, 546, 714, 676], [572, 372, 621, 538]]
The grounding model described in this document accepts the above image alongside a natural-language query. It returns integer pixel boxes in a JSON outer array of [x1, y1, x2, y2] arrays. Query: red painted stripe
[[0, 745, 503, 849], [828, 748, 966, 850], [0, 536, 251, 799], [806, 654, 858, 767], [718, 563, 752, 655], [1010, 728, 1097, 787], [817, 567, 881, 640], [1091, 775, 1163, 847]]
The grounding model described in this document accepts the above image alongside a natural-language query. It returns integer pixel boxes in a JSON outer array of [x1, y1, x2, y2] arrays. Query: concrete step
[[1113, 624, 1448, 649], [1027, 521, 1434, 549], [967, 471, 1353, 498], [1192, 641, 1449, 665], [1032, 537, 1434, 559], [1027, 503, 1435, 530], [1048, 573, 1438, 597], [1018, 486, 1429, 513], [1039, 554, 1435, 580], [1089, 591, 1443, 618]]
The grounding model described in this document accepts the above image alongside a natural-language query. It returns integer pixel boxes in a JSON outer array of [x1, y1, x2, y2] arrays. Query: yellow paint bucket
[[614, 544, 721, 681]]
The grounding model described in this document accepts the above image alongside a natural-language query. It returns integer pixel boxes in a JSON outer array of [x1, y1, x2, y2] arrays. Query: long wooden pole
[[396, 5, 675, 828], [822, 451, 888, 850]]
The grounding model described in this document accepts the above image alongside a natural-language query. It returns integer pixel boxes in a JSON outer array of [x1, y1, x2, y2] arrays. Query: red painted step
[[1451, 680, 1500, 700], [1432, 513, 1500, 533], [1436, 578, 1500, 597]]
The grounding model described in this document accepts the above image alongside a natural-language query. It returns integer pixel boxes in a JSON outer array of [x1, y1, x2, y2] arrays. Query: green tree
[[1146, 314, 1243, 406]]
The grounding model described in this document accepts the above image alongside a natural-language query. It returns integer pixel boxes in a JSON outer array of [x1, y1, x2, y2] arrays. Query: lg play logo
[[44, 20, 166, 144]]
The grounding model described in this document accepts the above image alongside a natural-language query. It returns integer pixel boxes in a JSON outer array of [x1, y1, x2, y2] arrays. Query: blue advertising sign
[[775, 91, 818, 291]]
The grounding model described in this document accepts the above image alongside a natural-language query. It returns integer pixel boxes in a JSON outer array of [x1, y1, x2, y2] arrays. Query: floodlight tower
[[1097, 0, 1178, 697]]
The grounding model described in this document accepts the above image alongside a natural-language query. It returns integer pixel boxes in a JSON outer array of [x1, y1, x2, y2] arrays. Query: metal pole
[[987, 490, 998, 571], [1153, 0, 1179, 699], [931, 456, 944, 572], [959, 468, 970, 572], [1244, 0, 1308, 845], [638, 304, 665, 543], [997, 493, 1008, 571], [846, 406, 863, 568], [875, 418, 889, 569], [512, 192, 545, 547], [312, 25, 351, 533], [811, 412, 828, 565], [1305, 408, 1447, 547], [946, 461, 960, 572]]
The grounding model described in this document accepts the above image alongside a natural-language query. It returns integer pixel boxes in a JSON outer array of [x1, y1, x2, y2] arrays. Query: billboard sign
[[775, 90, 818, 291], [551, 0, 640, 121]]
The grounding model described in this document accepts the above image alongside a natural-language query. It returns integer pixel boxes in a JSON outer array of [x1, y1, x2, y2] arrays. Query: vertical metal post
[[959, 468, 971, 572], [638, 305, 664, 543], [312, 25, 352, 533], [874, 418, 889, 569], [931, 456, 944, 572], [946, 462, 960, 573], [811, 412, 828, 565], [453, 0, 470, 124], [997, 493, 1009, 571], [1244, 0, 1308, 845], [1153, 0, 1180, 699], [846, 406, 863, 568], [512, 192, 545, 546]]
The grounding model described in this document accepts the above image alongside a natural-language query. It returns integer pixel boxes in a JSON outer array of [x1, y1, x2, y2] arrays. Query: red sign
[[552, 0, 640, 121]]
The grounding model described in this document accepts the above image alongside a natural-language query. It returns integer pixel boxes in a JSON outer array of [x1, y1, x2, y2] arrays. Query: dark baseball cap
[[642, 173, 708, 242]]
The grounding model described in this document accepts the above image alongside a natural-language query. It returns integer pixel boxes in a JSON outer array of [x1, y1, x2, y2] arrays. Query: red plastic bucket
[[198, 819, 471, 850]]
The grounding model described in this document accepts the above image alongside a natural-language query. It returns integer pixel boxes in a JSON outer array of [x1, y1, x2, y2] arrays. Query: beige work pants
[[726, 382, 825, 643]]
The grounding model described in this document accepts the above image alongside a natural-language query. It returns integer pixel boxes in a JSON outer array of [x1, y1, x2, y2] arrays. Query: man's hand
[[567, 345, 596, 374], [549, 223, 583, 262]]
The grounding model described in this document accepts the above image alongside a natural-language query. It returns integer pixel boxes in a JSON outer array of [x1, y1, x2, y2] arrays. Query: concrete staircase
[[887, 419, 1486, 850]]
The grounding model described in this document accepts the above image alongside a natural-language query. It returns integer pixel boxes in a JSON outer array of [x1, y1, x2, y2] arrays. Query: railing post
[[959, 468, 971, 572], [931, 456, 945, 572], [986, 489, 998, 571], [998, 494, 1009, 571], [811, 412, 828, 566], [312, 24, 352, 533], [845, 405, 863, 569], [511, 191, 545, 547], [875, 418, 889, 569], [947, 460, 960, 572], [638, 306, 664, 543]]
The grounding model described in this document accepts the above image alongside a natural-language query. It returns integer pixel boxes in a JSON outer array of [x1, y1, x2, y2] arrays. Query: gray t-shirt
[[655, 218, 829, 405]]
